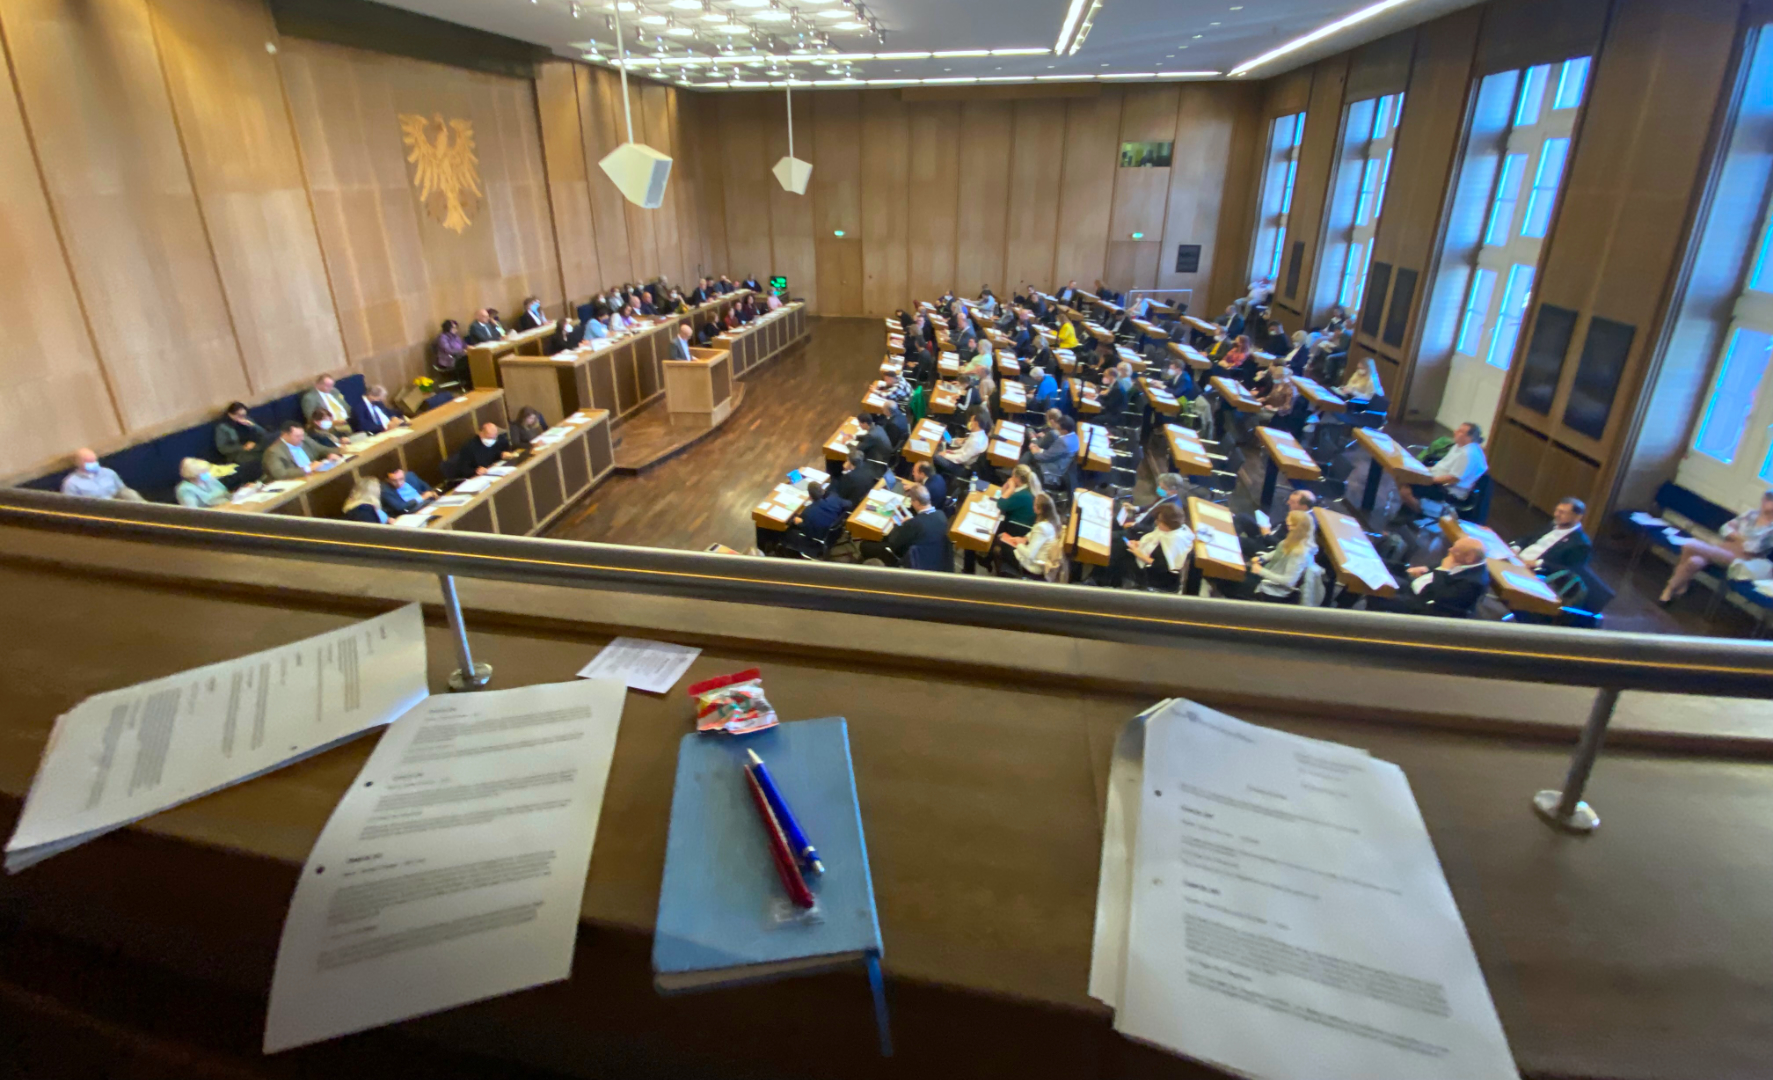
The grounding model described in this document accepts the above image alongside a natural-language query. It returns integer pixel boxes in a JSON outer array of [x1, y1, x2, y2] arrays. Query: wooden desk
[[503, 318, 671, 424], [711, 302, 807, 376], [999, 379, 1028, 416], [930, 380, 963, 416], [1066, 488, 1114, 567], [846, 483, 907, 543], [220, 391, 508, 519], [948, 486, 1004, 554], [860, 387, 889, 413], [1353, 428, 1438, 511], [1083, 322, 1114, 345], [824, 417, 863, 465], [996, 353, 1024, 379], [751, 481, 811, 532], [1131, 319, 1168, 341], [886, 334, 905, 356], [938, 353, 962, 379], [1113, 345, 1146, 372], [1294, 375, 1346, 413], [1314, 507, 1398, 597], [1168, 341, 1211, 371], [1163, 423, 1214, 477], [988, 419, 1026, 471], [1441, 517, 1565, 616], [879, 356, 903, 377], [1054, 348, 1077, 374], [466, 322, 556, 389], [1211, 375, 1262, 413], [902, 419, 947, 465], [1188, 495, 1246, 581], [1078, 422, 1112, 473], [1182, 314, 1221, 339], [1255, 427, 1322, 506], [1138, 378, 1180, 416], [661, 347, 734, 428], [1072, 381, 1101, 415], [419, 409, 614, 536]]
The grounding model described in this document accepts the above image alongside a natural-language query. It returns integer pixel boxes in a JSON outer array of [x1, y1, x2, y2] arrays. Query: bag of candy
[[687, 667, 779, 735]]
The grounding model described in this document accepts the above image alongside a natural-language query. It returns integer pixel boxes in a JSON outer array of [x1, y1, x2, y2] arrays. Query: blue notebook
[[653, 718, 890, 1050]]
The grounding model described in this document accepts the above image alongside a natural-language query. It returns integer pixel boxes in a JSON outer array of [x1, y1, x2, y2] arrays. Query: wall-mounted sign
[[1174, 244, 1202, 274]]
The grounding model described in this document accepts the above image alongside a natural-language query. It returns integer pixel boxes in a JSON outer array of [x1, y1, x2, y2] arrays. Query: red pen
[[745, 765, 815, 908]]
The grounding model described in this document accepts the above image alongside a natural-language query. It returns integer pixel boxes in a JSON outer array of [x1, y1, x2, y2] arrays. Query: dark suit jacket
[[450, 433, 511, 479], [352, 397, 401, 435], [466, 321, 501, 344], [1518, 524, 1591, 576], [381, 475, 436, 516], [343, 504, 387, 525], [1407, 564, 1491, 618], [857, 425, 893, 464], [668, 336, 695, 362], [689, 287, 710, 305], [834, 461, 883, 506], [516, 310, 547, 332], [798, 493, 850, 536], [886, 507, 950, 570], [921, 470, 948, 510]]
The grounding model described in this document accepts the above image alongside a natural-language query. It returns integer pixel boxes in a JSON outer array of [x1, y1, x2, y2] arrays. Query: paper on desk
[[393, 514, 435, 528], [576, 637, 701, 694], [1502, 570, 1547, 594], [5, 605, 429, 873], [1339, 547, 1395, 591], [853, 509, 892, 533], [263, 679, 626, 1052], [486, 464, 518, 477], [432, 495, 473, 508], [1110, 700, 1518, 1080], [957, 511, 996, 541], [454, 477, 494, 494]]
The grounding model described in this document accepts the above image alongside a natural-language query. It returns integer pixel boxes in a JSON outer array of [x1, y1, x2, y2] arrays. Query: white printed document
[[263, 679, 626, 1052], [6, 604, 429, 873], [1105, 700, 1518, 1080], [575, 637, 701, 694]]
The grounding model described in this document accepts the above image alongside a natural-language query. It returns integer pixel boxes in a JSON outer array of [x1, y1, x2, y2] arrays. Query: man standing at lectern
[[672, 322, 696, 361]]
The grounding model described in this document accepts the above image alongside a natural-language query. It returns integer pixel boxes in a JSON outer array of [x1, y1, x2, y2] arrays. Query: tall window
[[1452, 57, 1588, 370], [1253, 112, 1305, 284], [1320, 93, 1402, 322]]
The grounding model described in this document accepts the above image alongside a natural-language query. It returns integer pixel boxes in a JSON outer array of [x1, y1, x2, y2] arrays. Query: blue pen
[[746, 748, 822, 873]]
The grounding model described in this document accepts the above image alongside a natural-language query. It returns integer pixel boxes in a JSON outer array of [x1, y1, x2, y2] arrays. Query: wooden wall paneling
[[689, 90, 729, 280], [2, 0, 249, 433], [1474, 0, 1612, 76], [811, 90, 862, 314], [1345, 28, 1416, 100], [1190, 82, 1263, 315], [664, 87, 701, 284], [1106, 86, 1177, 278], [150, 0, 345, 397], [1376, 8, 1481, 419], [953, 98, 1012, 296], [578, 66, 634, 286], [1004, 98, 1067, 294], [1054, 88, 1122, 291], [643, 82, 684, 285], [764, 89, 815, 311], [1104, 241, 1160, 291], [534, 61, 602, 303], [906, 98, 960, 304], [860, 91, 910, 316], [715, 93, 775, 305], [1264, 67, 1313, 118], [481, 73, 563, 313], [621, 82, 662, 286], [0, 32, 121, 477], [1274, 57, 1348, 327]]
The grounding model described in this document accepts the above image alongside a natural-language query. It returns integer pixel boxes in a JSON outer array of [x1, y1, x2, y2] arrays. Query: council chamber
[[2, 0, 1771, 1077]]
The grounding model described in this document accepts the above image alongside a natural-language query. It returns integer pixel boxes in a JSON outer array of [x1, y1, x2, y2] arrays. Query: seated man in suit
[[786, 480, 851, 548], [833, 447, 884, 506], [353, 384, 408, 435], [911, 460, 947, 512], [1027, 413, 1078, 490], [262, 420, 342, 481], [1056, 279, 1078, 303], [450, 421, 514, 479], [60, 448, 144, 501], [855, 414, 893, 464], [1235, 489, 1316, 559], [859, 484, 949, 570], [300, 375, 354, 436], [742, 275, 761, 292], [1089, 472, 1189, 587], [1368, 537, 1491, 617], [1101, 363, 1137, 421], [466, 309, 503, 344], [689, 278, 712, 305], [381, 467, 437, 516], [1512, 496, 1592, 577], [515, 296, 548, 332], [1398, 421, 1488, 517]]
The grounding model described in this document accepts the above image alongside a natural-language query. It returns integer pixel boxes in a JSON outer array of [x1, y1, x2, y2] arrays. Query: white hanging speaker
[[601, 6, 672, 208], [773, 81, 812, 194]]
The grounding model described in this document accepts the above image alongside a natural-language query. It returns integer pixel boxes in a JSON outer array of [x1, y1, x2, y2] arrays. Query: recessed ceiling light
[[875, 51, 929, 59], [1192, 33, 1203, 38], [1210, 21, 1220, 26], [1229, 0, 1419, 75], [990, 47, 1052, 56], [701, 10, 731, 20], [816, 7, 854, 16], [932, 50, 989, 58]]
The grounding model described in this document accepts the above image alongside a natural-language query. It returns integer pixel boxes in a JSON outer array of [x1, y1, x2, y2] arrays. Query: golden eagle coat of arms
[[399, 113, 482, 234]]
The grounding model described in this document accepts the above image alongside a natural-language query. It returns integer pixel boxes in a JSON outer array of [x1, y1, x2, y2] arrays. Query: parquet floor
[[546, 317, 880, 550]]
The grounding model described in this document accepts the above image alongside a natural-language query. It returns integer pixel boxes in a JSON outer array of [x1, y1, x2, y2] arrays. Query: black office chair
[[1201, 443, 1245, 502], [1445, 473, 1493, 524], [1296, 454, 1353, 509]]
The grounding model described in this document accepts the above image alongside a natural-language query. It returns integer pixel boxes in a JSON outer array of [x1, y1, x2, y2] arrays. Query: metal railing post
[[1533, 686, 1619, 833], [438, 574, 492, 691]]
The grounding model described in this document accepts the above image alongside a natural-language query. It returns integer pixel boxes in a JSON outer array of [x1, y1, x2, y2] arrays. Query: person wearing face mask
[[263, 420, 343, 481], [299, 375, 354, 436], [175, 457, 230, 508], [306, 410, 346, 453], [60, 448, 143, 501], [450, 421, 513, 479], [516, 296, 547, 332]]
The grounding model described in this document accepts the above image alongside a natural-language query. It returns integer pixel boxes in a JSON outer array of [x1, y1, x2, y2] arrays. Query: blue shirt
[[585, 318, 609, 339], [286, 442, 312, 471], [61, 466, 131, 499]]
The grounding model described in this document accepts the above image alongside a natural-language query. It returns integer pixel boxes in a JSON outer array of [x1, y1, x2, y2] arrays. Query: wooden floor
[[611, 384, 749, 473], [547, 317, 876, 549]]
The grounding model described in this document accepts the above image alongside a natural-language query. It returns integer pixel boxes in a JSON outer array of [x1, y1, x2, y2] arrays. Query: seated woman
[[307, 410, 346, 453], [1659, 490, 1773, 603], [215, 401, 270, 470], [1217, 510, 1317, 602], [1335, 357, 1382, 403], [432, 319, 467, 381], [509, 406, 550, 452], [1054, 317, 1080, 352], [175, 457, 230, 509], [1128, 502, 1193, 592], [999, 492, 1064, 581], [1255, 364, 1296, 425], [341, 477, 388, 524], [994, 465, 1041, 532], [1215, 335, 1257, 384]]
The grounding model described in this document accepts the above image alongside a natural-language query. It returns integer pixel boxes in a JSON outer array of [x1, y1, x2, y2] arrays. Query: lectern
[[661, 346, 734, 428]]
